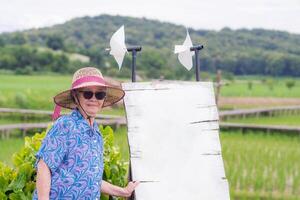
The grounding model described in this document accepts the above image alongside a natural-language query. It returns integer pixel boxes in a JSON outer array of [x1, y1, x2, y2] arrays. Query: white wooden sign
[[122, 81, 230, 200]]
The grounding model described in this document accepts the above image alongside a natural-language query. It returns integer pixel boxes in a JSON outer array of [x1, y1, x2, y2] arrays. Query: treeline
[[0, 45, 86, 74], [0, 15, 300, 78]]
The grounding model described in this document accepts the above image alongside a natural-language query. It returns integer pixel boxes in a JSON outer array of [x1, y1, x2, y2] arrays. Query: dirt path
[[219, 97, 300, 108]]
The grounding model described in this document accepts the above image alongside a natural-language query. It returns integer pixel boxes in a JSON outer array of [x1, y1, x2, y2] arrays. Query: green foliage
[[247, 81, 253, 90], [100, 125, 128, 200], [10, 33, 26, 45], [0, 131, 45, 200], [0, 45, 84, 74], [0, 125, 127, 199], [286, 80, 296, 90], [0, 37, 4, 47], [223, 71, 235, 82], [46, 35, 64, 50], [15, 66, 34, 75]]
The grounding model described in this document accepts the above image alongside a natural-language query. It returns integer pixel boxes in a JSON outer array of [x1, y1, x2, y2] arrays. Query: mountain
[[1, 14, 300, 78]]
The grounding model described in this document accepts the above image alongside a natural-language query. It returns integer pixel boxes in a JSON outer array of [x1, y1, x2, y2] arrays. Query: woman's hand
[[121, 181, 140, 197], [101, 180, 140, 198]]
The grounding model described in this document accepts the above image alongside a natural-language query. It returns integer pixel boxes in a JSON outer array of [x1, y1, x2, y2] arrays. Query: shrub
[[247, 81, 253, 90], [286, 80, 296, 90], [15, 66, 34, 75]]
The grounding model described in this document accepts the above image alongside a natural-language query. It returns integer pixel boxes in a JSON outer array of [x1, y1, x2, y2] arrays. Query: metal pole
[[132, 50, 136, 82], [127, 46, 142, 82], [195, 49, 200, 81], [190, 45, 204, 82]]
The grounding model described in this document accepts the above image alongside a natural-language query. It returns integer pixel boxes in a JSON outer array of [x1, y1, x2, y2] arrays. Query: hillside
[[1, 14, 300, 78]]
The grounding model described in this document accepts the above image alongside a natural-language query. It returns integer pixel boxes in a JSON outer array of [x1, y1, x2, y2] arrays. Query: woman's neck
[[86, 117, 95, 127], [77, 108, 95, 127]]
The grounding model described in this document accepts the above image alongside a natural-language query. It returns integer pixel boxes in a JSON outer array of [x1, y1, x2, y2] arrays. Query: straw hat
[[52, 67, 125, 120]]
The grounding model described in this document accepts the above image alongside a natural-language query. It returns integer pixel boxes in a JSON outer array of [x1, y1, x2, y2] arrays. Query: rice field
[[1, 75, 300, 111], [221, 131, 300, 199], [221, 78, 300, 98], [1, 129, 299, 199], [0, 74, 126, 113]]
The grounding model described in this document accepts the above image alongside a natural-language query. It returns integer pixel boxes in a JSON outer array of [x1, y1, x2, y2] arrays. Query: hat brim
[[53, 84, 125, 109]]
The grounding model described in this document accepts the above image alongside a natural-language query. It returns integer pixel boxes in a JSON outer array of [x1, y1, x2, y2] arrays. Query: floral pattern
[[33, 109, 104, 199]]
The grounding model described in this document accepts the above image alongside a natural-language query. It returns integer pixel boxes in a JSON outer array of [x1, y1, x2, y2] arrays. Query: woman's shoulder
[[55, 113, 76, 124], [51, 113, 77, 133]]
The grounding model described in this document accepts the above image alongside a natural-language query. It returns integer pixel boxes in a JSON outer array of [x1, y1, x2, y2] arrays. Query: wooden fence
[[0, 118, 126, 139], [219, 105, 300, 120], [1, 106, 300, 138], [220, 122, 300, 134], [0, 107, 120, 119]]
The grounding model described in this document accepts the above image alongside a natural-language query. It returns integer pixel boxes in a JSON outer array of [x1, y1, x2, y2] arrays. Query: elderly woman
[[33, 67, 139, 199]]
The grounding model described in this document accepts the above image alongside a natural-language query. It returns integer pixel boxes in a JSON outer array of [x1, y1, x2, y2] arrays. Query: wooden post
[[215, 70, 222, 108], [22, 129, 26, 137], [5, 130, 9, 139]]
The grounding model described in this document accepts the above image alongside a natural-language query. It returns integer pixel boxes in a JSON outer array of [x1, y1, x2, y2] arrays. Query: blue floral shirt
[[33, 109, 104, 200]]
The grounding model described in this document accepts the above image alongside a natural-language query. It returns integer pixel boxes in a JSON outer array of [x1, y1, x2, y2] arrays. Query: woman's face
[[75, 86, 106, 117]]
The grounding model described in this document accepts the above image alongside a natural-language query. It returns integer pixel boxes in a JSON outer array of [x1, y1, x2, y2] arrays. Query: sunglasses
[[78, 91, 106, 100]]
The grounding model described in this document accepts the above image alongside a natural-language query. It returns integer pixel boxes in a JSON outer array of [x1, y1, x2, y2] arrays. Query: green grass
[[225, 114, 300, 126], [0, 74, 127, 114], [221, 78, 300, 97], [0, 74, 71, 110]]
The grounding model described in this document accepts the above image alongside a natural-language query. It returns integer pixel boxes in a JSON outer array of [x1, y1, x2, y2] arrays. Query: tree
[[11, 33, 26, 45], [46, 35, 64, 50]]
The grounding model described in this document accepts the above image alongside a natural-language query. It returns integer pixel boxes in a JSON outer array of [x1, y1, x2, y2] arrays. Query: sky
[[0, 0, 300, 34]]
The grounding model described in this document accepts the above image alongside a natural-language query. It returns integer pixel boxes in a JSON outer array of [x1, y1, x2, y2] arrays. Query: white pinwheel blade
[[110, 25, 127, 70], [174, 30, 194, 71]]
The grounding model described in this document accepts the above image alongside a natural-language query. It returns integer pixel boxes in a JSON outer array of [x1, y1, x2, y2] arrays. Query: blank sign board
[[122, 81, 230, 200]]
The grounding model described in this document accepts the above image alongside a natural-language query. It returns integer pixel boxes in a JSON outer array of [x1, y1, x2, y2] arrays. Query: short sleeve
[[35, 117, 71, 173]]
